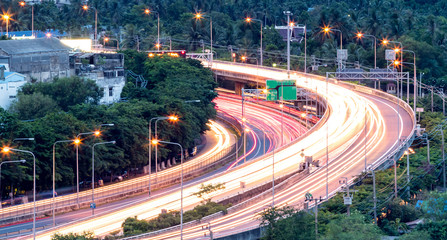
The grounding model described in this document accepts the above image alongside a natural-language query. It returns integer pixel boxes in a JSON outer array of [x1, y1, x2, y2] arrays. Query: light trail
[[23, 62, 414, 240], [1, 121, 230, 220]]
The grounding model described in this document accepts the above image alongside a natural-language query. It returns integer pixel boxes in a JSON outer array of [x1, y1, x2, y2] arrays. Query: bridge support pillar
[[235, 82, 244, 96]]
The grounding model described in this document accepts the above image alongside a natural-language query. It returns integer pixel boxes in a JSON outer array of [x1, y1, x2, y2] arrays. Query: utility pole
[[442, 125, 445, 191], [372, 168, 377, 224], [431, 86, 434, 112], [407, 151, 411, 198], [284, 11, 292, 79]]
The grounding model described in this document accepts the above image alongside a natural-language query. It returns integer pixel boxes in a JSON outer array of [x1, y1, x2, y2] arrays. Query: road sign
[[337, 49, 348, 60], [266, 79, 297, 101], [90, 203, 96, 209], [343, 196, 352, 205], [416, 108, 424, 112], [385, 50, 396, 61]]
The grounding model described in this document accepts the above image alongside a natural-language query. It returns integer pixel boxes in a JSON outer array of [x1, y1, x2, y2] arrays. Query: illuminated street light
[[19, 1, 34, 38], [244, 17, 263, 65], [52, 139, 75, 226], [195, 13, 213, 63], [356, 32, 377, 69], [2, 146, 36, 239], [75, 124, 113, 207], [152, 140, 185, 240], [2, 14, 10, 37], [82, 4, 98, 45], [144, 9, 160, 51], [322, 25, 342, 49], [149, 116, 178, 194], [104, 37, 120, 50]]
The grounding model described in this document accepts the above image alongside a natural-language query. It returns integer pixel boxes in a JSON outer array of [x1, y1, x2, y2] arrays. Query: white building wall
[[0, 78, 26, 110]]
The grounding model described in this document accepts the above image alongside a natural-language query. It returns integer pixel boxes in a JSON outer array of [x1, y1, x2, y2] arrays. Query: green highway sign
[[266, 79, 297, 101]]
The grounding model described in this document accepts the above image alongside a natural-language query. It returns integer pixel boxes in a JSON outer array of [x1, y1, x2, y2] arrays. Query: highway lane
[[20, 61, 413, 239], [18, 94, 306, 239], [137, 62, 414, 239]]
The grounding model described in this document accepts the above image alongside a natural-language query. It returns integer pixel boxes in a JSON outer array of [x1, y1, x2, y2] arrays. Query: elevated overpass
[[25, 61, 415, 239]]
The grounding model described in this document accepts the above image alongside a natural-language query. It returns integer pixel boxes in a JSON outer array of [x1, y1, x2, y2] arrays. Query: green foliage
[[122, 201, 229, 236], [259, 206, 315, 240], [192, 182, 225, 202], [422, 191, 447, 221], [399, 230, 432, 240], [18, 77, 103, 112], [322, 212, 383, 240], [10, 92, 60, 120], [51, 231, 95, 240], [415, 220, 447, 240]]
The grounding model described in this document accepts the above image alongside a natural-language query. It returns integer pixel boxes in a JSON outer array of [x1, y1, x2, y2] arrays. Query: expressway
[[131, 61, 415, 239], [19, 61, 414, 239]]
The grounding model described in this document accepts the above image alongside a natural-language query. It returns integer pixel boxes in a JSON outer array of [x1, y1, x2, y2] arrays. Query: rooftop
[[0, 38, 71, 55]]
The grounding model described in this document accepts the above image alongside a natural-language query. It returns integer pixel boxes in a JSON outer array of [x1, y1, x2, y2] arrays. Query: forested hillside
[[1, 0, 446, 88]]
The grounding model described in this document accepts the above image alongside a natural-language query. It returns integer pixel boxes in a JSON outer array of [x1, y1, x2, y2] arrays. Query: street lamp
[[155, 116, 178, 181], [2, 147, 36, 239], [240, 56, 260, 91], [245, 17, 263, 66], [75, 123, 113, 207], [82, 4, 98, 46], [0, 159, 26, 209], [194, 13, 213, 63], [151, 140, 184, 240], [52, 140, 75, 227], [322, 25, 342, 50], [356, 32, 377, 69], [283, 11, 292, 78], [91, 141, 116, 216], [144, 9, 160, 51], [382, 39, 403, 99], [104, 37, 120, 50], [19, 1, 34, 38], [2, 14, 10, 37]]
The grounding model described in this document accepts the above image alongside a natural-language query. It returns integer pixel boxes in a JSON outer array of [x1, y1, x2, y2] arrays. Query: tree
[[51, 231, 95, 240], [10, 92, 60, 120], [259, 206, 315, 240], [192, 182, 225, 202], [322, 212, 383, 240]]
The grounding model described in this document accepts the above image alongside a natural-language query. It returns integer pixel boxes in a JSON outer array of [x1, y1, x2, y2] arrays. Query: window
[[109, 87, 113, 97], [9, 95, 16, 99]]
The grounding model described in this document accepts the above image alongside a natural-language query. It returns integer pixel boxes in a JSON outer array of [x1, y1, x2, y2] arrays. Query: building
[[0, 65, 26, 110], [0, 38, 71, 82], [5, 30, 67, 39], [71, 53, 125, 104], [23, 0, 70, 6]]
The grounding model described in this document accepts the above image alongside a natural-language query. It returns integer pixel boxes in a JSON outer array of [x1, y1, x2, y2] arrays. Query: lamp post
[[19, 1, 34, 38], [91, 141, 116, 216], [2, 147, 36, 240], [356, 32, 377, 69], [241, 56, 260, 91], [383, 40, 403, 99], [195, 13, 213, 63], [148, 116, 176, 196], [52, 140, 74, 227], [323, 26, 342, 50], [0, 160, 26, 210], [154, 116, 178, 181], [400, 49, 417, 115], [283, 11, 292, 78], [144, 9, 160, 51], [75, 124, 113, 207], [104, 37, 120, 50], [151, 140, 184, 240], [2, 14, 10, 37], [245, 17, 263, 66], [82, 4, 98, 46]]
